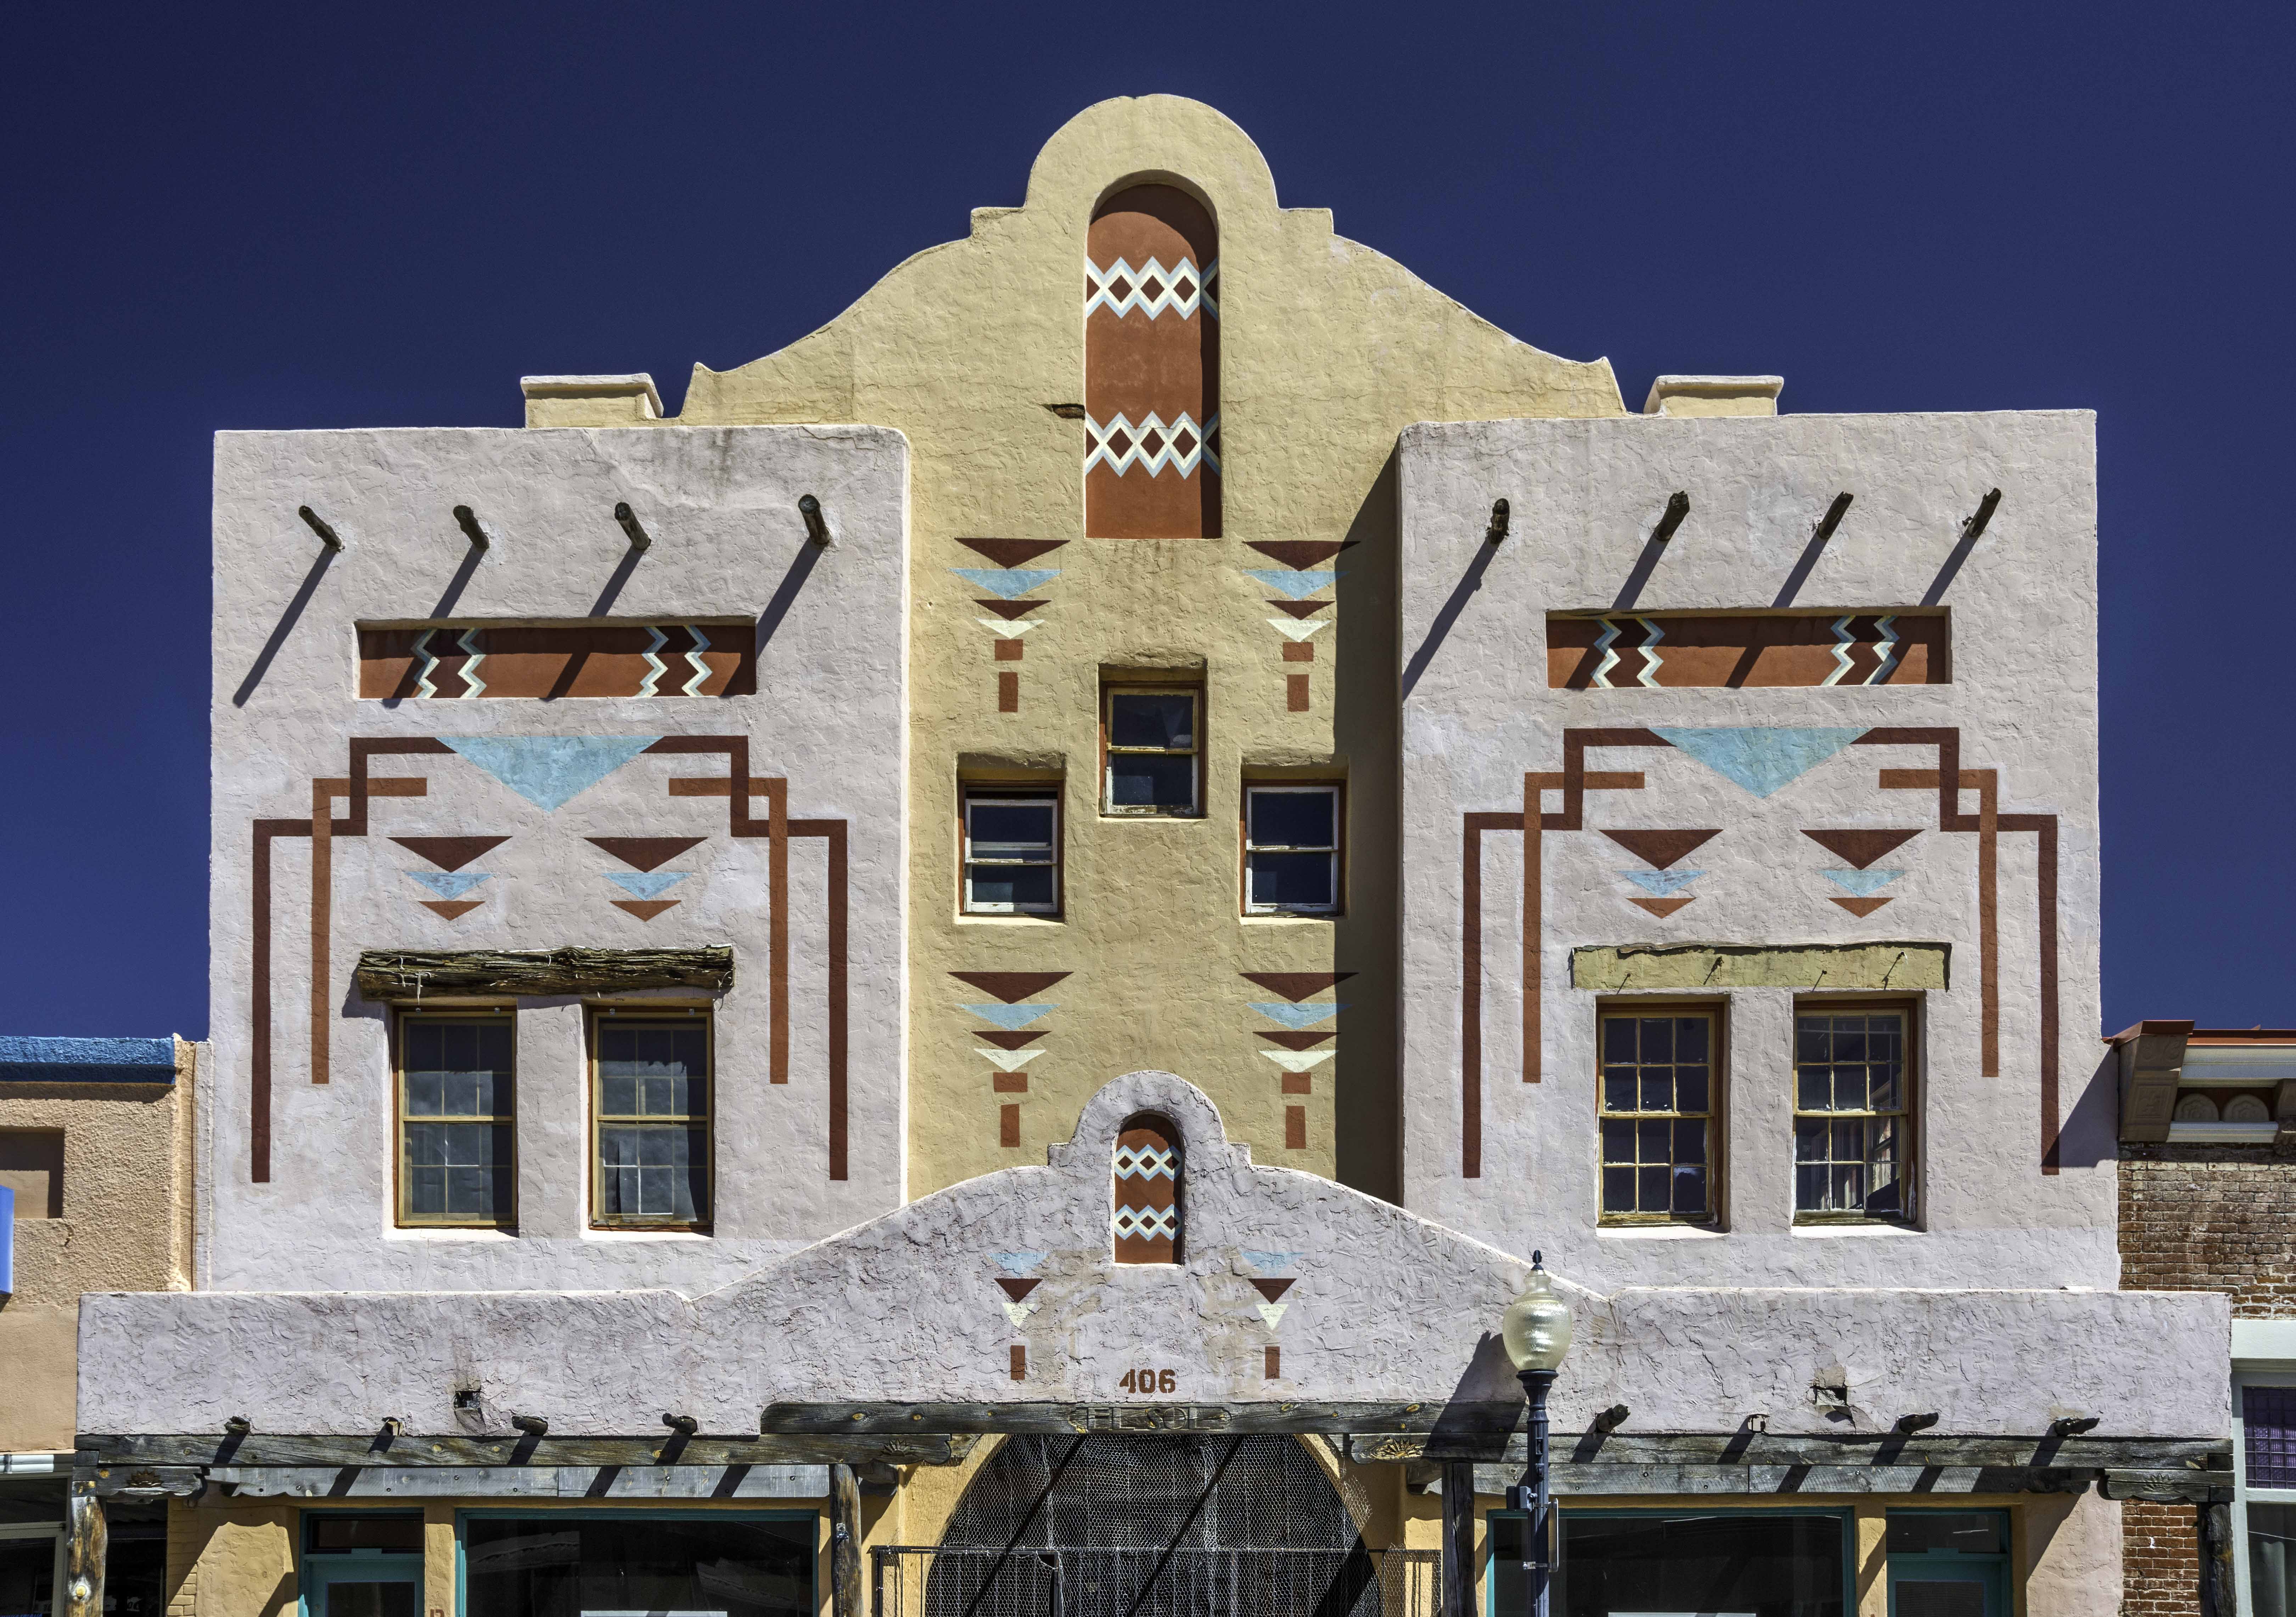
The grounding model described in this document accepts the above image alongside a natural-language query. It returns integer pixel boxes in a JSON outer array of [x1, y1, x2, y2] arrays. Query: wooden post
[[2200, 1501, 2236, 1617], [64, 1487, 105, 1617], [830, 1460, 864, 1617], [1443, 1461, 1476, 1617]]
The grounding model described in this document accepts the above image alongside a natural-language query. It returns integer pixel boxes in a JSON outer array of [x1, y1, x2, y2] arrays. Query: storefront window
[[0, 1528, 59, 1617], [463, 1514, 815, 1617], [1494, 1511, 1848, 1617], [1885, 1510, 2008, 1617]]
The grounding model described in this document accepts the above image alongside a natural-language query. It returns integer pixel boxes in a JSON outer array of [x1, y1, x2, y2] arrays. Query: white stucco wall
[[82, 1073, 2222, 1440], [1397, 412, 2106, 1289], [208, 425, 908, 1292]]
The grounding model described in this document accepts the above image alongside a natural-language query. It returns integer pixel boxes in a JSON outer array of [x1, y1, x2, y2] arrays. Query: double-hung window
[[591, 1013, 711, 1229], [962, 790, 1060, 914], [1793, 1004, 1913, 1221], [1242, 785, 1341, 914], [396, 1013, 515, 1229], [1104, 687, 1201, 816], [1597, 1008, 1716, 1222]]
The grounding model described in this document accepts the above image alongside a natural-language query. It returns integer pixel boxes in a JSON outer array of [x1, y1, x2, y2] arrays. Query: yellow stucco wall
[[640, 95, 1623, 1197], [0, 1044, 195, 1451]]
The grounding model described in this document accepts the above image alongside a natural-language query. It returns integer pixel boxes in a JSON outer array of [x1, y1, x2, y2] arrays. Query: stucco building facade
[[72, 96, 2224, 1617]]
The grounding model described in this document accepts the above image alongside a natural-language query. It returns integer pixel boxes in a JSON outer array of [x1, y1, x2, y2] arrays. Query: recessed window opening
[[591, 1012, 712, 1230], [1104, 686, 1201, 816], [963, 789, 1061, 915], [1112, 1112, 1182, 1264], [1794, 1004, 1914, 1222], [1598, 1009, 1716, 1223], [1243, 784, 1340, 914], [395, 1013, 515, 1229]]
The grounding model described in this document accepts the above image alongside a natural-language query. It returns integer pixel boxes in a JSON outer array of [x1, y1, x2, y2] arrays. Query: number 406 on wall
[[1119, 1368, 1177, 1394]]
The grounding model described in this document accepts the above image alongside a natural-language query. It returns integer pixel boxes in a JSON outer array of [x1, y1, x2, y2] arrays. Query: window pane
[[598, 1025, 706, 1116], [968, 800, 1055, 850], [403, 1122, 510, 1222], [1641, 1018, 1674, 1061], [1246, 851, 1335, 910], [1674, 1017, 1708, 1060], [1247, 789, 1335, 849], [403, 1019, 509, 1118], [1601, 1166, 1635, 1211], [599, 1124, 707, 1221], [1602, 1019, 1638, 1063], [463, 1514, 816, 1617], [2250, 1501, 2296, 1617], [1672, 1162, 1707, 1216], [1556, 1512, 1846, 1617], [968, 863, 1057, 911], [1108, 693, 1195, 750], [1109, 753, 1196, 810], [1887, 1511, 2006, 1556], [1600, 1119, 1633, 1162], [1677, 1066, 1709, 1113], [2248, 1388, 2296, 1487], [1637, 1165, 1668, 1209], [1639, 1070, 1673, 1111]]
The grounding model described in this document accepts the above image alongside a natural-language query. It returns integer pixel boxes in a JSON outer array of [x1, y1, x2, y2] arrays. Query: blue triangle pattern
[[953, 567, 1062, 599], [1242, 569, 1341, 600], [1823, 868, 1905, 897], [404, 870, 492, 900], [1652, 727, 1869, 798], [1249, 1002, 1348, 1029], [962, 1003, 1058, 1031], [605, 871, 692, 900], [995, 1250, 1049, 1274], [440, 735, 662, 810], [1620, 869, 1704, 898], [1241, 1250, 1304, 1274]]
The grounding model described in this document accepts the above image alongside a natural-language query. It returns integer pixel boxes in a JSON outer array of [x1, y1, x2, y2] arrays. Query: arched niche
[[1112, 1110, 1183, 1264], [1084, 183, 1221, 538]]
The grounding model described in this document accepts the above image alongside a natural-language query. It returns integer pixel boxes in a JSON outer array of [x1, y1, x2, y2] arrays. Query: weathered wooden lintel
[[1420, 1462, 2102, 1497], [1345, 1429, 2231, 1472], [352, 946, 733, 1001], [758, 1400, 1510, 1436], [80, 1432, 970, 1470]]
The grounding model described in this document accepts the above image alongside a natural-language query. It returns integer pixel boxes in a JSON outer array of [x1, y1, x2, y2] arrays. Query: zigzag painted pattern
[[1085, 256, 1218, 320], [1085, 411, 1220, 479]]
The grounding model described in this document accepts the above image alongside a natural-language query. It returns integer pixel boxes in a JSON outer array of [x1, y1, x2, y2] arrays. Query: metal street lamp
[[1501, 1251, 1573, 1617]]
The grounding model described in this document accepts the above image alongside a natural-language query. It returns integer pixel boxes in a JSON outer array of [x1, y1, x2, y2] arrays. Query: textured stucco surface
[[83, 1074, 2222, 1440], [209, 426, 908, 1291], [1397, 412, 2109, 1290]]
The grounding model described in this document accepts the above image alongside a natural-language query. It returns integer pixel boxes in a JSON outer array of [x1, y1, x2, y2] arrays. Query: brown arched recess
[[1084, 184, 1220, 538]]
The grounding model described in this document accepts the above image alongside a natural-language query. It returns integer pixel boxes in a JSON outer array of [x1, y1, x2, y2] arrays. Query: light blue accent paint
[[605, 871, 692, 900], [1652, 726, 1869, 798], [994, 1250, 1048, 1274], [952, 567, 1061, 599], [1619, 869, 1705, 897], [961, 1003, 1058, 1031], [1241, 1249, 1303, 1274], [439, 735, 662, 810], [1242, 569, 1341, 600], [404, 870, 492, 900], [0, 1186, 13, 1297], [1248, 1002, 1348, 1029], [1822, 868, 1905, 897], [0, 1035, 174, 1085]]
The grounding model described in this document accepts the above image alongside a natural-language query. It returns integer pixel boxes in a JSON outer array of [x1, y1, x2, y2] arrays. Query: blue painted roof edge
[[0, 1036, 176, 1083]]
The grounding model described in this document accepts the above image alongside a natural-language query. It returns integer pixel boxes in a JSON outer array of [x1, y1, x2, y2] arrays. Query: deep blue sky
[[5, 4, 2289, 1039]]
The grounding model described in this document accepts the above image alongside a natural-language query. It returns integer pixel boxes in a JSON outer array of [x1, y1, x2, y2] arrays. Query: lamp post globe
[[1502, 1252, 1572, 1617]]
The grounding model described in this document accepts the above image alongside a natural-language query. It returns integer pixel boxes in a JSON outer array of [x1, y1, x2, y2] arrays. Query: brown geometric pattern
[[1240, 972, 1355, 1001], [1113, 1118, 1181, 1263], [957, 538, 1067, 568], [588, 836, 707, 872], [1802, 828, 1921, 868], [1546, 612, 1947, 689], [1086, 185, 1219, 538], [951, 971, 1071, 1002], [392, 835, 508, 871], [357, 622, 756, 700], [1601, 828, 1719, 869]]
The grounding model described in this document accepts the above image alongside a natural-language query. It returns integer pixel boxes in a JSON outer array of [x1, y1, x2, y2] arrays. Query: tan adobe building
[[69, 95, 2225, 1617]]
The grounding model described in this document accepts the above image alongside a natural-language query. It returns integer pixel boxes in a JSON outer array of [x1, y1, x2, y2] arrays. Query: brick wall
[[2118, 1143, 2296, 1616]]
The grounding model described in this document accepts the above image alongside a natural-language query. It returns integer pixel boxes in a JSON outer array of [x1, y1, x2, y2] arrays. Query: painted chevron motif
[[1085, 255, 1218, 320], [455, 629, 486, 696], [1085, 411, 1220, 479], [412, 630, 442, 699], [1113, 1204, 1179, 1241], [637, 626, 670, 698], [1113, 1143, 1178, 1179], [1590, 617, 1662, 689], [681, 625, 713, 696], [1824, 614, 1902, 687]]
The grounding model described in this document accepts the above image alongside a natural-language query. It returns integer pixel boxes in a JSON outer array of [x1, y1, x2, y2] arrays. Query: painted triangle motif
[[997, 1277, 1042, 1302], [589, 836, 706, 872], [1803, 828, 1921, 869], [975, 599, 1048, 620], [1242, 569, 1341, 600], [441, 735, 661, 811], [1831, 896, 1893, 918], [1821, 869, 1904, 897], [1240, 1250, 1302, 1274], [404, 870, 491, 900], [957, 538, 1068, 567], [419, 900, 483, 920], [952, 567, 1060, 599], [1620, 869, 1703, 898], [1240, 972, 1355, 1002], [962, 1003, 1056, 1031], [606, 871, 691, 900], [1247, 540, 1354, 568], [1249, 1001, 1348, 1029], [975, 1030, 1045, 1051], [392, 835, 508, 872], [951, 971, 1072, 1001], [1600, 828, 1720, 869], [1250, 1278, 1295, 1303], [975, 1048, 1042, 1073], [1002, 1301, 1041, 1326], [1255, 1303, 1289, 1329], [612, 899, 678, 921], [1267, 600, 1330, 619], [1262, 1050, 1335, 1074], [995, 1250, 1048, 1274], [1651, 727, 1868, 798], [1256, 1030, 1336, 1050], [1266, 619, 1330, 643], [1629, 897, 1695, 918]]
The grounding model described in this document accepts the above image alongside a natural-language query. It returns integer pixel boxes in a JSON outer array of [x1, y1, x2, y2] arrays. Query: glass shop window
[[2243, 1382, 2296, 1617], [1501, 1510, 1848, 1617], [462, 1513, 815, 1617], [0, 1528, 59, 1617], [1885, 1510, 2008, 1617], [395, 1014, 515, 1229], [962, 789, 1061, 915], [1794, 1004, 1915, 1223], [1242, 784, 1341, 915], [1104, 686, 1202, 816], [302, 1513, 424, 1617], [590, 1012, 712, 1230], [1597, 1009, 1717, 1224]]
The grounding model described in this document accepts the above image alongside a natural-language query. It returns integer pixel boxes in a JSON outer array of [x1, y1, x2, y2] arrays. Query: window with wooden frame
[[961, 788, 1061, 915], [1597, 1006, 1718, 1224], [395, 1012, 515, 1229], [1103, 685, 1202, 816], [1793, 1002, 1914, 1223], [1242, 784, 1342, 915], [590, 1011, 712, 1230]]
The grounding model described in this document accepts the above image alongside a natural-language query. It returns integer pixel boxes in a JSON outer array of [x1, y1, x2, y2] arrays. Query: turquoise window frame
[[298, 1509, 425, 1617], [1884, 1508, 2010, 1617], [454, 1507, 819, 1617], [1488, 1506, 1857, 1617]]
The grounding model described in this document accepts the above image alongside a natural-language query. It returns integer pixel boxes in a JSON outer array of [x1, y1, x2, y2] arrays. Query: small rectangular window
[[1104, 686, 1201, 816], [1598, 1009, 1717, 1223], [396, 1014, 515, 1229], [963, 790, 1061, 914], [591, 1013, 711, 1229], [1242, 785, 1341, 914], [1794, 1005, 1914, 1222]]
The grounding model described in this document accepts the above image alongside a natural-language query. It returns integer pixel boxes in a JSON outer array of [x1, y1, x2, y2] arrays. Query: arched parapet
[[1048, 1067, 1247, 1178]]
